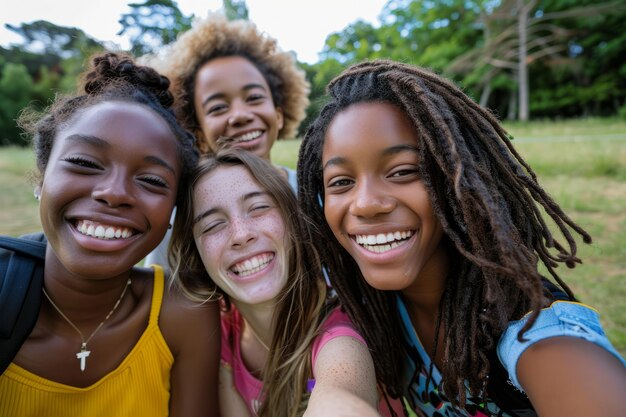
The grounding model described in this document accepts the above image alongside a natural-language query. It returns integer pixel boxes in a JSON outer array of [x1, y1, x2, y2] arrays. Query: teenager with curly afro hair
[[143, 12, 310, 267]]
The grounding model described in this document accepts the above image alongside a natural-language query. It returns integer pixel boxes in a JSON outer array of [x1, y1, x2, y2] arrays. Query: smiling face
[[192, 164, 287, 308], [40, 101, 181, 278], [322, 101, 447, 292], [193, 55, 284, 160]]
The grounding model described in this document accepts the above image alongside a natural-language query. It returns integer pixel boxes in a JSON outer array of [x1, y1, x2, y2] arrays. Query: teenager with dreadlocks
[[169, 148, 401, 417], [143, 11, 309, 267], [297, 59, 626, 417]]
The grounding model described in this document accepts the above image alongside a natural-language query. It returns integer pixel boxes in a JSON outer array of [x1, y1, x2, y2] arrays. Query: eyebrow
[[66, 133, 108, 147], [192, 190, 270, 225], [201, 83, 268, 108], [323, 144, 419, 170], [65, 134, 176, 174]]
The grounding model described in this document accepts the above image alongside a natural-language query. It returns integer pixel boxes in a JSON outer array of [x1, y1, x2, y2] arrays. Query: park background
[[0, 0, 624, 355]]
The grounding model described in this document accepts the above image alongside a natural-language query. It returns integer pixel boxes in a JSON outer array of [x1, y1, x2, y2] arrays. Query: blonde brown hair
[[170, 148, 329, 417], [143, 12, 310, 153]]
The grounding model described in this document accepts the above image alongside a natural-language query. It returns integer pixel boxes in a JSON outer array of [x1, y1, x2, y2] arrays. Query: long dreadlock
[[297, 59, 591, 409]]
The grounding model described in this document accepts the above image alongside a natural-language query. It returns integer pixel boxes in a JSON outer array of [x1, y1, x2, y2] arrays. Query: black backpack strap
[[0, 233, 47, 374]]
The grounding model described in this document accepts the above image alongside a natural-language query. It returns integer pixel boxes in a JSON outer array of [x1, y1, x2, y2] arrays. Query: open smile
[[229, 252, 275, 277], [74, 219, 137, 240], [352, 230, 415, 254], [231, 130, 263, 144]]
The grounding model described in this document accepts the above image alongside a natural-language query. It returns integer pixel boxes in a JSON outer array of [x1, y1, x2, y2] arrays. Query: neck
[[401, 246, 450, 366], [43, 248, 134, 325], [235, 300, 275, 349], [401, 247, 449, 316]]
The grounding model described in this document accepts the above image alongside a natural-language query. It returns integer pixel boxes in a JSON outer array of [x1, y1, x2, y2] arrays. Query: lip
[[66, 215, 144, 252], [227, 250, 277, 283], [348, 229, 418, 263], [226, 129, 266, 150]]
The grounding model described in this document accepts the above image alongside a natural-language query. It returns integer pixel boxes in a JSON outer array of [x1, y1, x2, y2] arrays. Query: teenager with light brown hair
[[170, 148, 401, 417]]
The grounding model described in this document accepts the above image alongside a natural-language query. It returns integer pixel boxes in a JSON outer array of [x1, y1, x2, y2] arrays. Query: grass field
[[1, 117, 625, 355]]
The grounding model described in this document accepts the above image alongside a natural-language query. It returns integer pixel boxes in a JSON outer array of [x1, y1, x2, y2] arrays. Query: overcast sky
[[1, 0, 389, 64]]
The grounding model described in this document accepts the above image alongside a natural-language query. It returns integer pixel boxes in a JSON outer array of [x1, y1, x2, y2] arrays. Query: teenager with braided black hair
[[298, 59, 625, 417], [0, 52, 220, 417]]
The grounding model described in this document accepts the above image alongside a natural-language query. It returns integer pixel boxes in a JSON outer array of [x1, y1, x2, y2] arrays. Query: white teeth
[[234, 130, 262, 143], [354, 230, 415, 253], [75, 220, 134, 240], [231, 253, 274, 277]]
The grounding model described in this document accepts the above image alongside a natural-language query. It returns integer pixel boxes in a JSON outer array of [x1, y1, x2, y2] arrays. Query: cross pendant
[[76, 343, 91, 372]]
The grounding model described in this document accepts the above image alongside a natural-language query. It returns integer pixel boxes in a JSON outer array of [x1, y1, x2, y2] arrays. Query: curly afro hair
[[143, 12, 310, 154]]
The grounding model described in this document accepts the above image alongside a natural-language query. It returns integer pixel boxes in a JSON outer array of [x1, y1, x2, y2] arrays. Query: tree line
[[1, 0, 625, 146]]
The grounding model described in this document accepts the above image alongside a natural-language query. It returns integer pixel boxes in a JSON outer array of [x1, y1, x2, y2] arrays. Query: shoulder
[[311, 307, 366, 368], [498, 301, 625, 391], [277, 165, 297, 193], [158, 271, 220, 356]]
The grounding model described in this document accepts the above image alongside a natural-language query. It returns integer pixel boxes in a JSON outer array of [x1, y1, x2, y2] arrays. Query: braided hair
[[21, 51, 199, 206], [297, 59, 590, 408]]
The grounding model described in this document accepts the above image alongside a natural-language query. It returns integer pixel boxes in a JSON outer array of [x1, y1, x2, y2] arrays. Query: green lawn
[[2, 117, 625, 355]]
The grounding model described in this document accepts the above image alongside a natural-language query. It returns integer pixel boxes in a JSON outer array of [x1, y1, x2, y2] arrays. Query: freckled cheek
[[253, 214, 285, 239], [195, 234, 227, 271]]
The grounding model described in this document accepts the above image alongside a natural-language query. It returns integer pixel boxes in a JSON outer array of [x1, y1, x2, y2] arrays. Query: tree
[[0, 21, 102, 145], [5, 20, 101, 59], [449, 0, 625, 120], [0, 64, 34, 145], [222, 0, 249, 20], [118, 0, 193, 56]]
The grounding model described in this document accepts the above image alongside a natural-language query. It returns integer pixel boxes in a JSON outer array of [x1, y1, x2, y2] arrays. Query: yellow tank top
[[0, 266, 173, 417]]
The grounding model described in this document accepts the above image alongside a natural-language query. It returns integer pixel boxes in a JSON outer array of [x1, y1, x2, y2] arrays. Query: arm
[[498, 301, 626, 417], [161, 294, 221, 417], [518, 336, 626, 417], [304, 336, 380, 417], [219, 363, 252, 417]]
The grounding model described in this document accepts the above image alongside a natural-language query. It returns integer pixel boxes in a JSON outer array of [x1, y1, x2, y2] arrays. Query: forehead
[[194, 164, 264, 206], [61, 101, 172, 139], [195, 55, 269, 93], [54, 101, 180, 166], [323, 101, 418, 159]]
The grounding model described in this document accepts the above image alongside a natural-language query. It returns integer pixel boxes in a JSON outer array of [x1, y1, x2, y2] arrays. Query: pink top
[[220, 306, 403, 416]]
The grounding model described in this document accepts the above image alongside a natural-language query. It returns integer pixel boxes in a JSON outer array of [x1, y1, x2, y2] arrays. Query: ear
[[34, 185, 42, 200], [275, 107, 284, 132]]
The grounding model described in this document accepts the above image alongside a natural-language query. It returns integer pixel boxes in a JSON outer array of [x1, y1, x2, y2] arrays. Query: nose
[[91, 170, 136, 208], [349, 180, 396, 218], [230, 216, 257, 248], [227, 101, 254, 127]]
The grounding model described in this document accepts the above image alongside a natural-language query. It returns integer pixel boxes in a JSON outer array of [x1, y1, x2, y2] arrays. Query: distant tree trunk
[[517, 0, 530, 121], [507, 86, 518, 120], [479, 82, 492, 107]]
